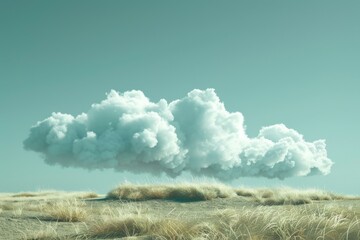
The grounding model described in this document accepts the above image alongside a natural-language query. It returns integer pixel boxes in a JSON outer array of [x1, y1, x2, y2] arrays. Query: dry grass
[[107, 183, 236, 201], [150, 218, 194, 239], [12, 193, 39, 198], [86, 204, 360, 239], [0, 191, 101, 202], [234, 188, 257, 198], [213, 205, 360, 240], [96, 203, 149, 218], [87, 204, 195, 239], [21, 226, 58, 240], [19, 223, 81, 240], [87, 209, 196, 239], [107, 183, 357, 206], [12, 207, 24, 216], [2, 184, 359, 239], [88, 215, 151, 238], [0, 202, 18, 210], [41, 199, 87, 222], [235, 187, 357, 206], [76, 192, 99, 199], [0, 201, 45, 213]]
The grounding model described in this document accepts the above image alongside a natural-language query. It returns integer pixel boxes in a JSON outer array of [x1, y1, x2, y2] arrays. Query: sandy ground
[[0, 192, 359, 240]]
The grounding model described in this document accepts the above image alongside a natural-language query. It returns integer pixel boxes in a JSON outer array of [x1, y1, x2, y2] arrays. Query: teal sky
[[1, 0, 359, 194]]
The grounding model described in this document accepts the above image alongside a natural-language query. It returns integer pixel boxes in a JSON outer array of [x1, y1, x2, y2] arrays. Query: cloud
[[23, 89, 333, 180]]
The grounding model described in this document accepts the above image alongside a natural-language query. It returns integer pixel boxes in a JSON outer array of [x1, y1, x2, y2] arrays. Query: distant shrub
[[235, 188, 256, 197], [12, 193, 38, 198], [76, 192, 99, 199], [234, 187, 357, 206]]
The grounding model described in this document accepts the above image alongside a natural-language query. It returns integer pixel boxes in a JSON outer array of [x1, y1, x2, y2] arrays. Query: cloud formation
[[24, 89, 333, 179]]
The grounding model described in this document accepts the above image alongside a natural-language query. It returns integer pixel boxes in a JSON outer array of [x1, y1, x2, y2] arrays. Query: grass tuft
[[20, 224, 79, 240], [22, 228, 58, 240], [89, 215, 151, 238], [76, 192, 99, 199], [41, 199, 87, 222], [149, 218, 194, 239]]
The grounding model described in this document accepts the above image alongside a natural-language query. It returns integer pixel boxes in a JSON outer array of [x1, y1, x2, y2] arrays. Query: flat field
[[0, 183, 359, 240]]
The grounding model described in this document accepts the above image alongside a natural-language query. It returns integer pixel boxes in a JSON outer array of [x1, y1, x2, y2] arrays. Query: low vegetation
[[12, 193, 39, 198], [76, 192, 99, 199], [107, 182, 236, 201], [85, 204, 360, 239], [210, 205, 360, 240], [88, 215, 151, 238], [21, 226, 59, 240], [246, 187, 351, 206], [41, 199, 87, 222], [1, 183, 359, 239], [107, 183, 356, 205]]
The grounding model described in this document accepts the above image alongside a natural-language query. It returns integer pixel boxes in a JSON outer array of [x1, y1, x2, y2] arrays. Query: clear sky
[[1, 0, 359, 194]]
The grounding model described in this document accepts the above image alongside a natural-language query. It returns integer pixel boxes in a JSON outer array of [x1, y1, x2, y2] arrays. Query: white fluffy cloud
[[23, 88, 333, 179]]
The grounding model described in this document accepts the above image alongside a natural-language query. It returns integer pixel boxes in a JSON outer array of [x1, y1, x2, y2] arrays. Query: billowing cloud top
[[24, 89, 333, 180]]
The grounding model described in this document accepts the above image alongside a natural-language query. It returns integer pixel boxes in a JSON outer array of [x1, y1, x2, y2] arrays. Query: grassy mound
[[235, 187, 356, 205], [107, 183, 236, 201], [107, 182, 357, 205]]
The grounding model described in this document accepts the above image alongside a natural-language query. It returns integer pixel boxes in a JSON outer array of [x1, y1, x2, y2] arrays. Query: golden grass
[[0, 202, 18, 210], [21, 227, 58, 240], [3, 183, 360, 239], [12, 193, 39, 198], [107, 183, 357, 206], [0, 201, 48, 213], [0, 191, 101, 202], [0, 201, 45, 213], [86, 204, 360, 239], [88, 215, 151, 238], [76, 192, 99, 199], [12, 207, 24, 216], [236, 187, 357, 206], [88, 211, 198, 239], [87, 204, 195, 239], [149, 218, 194, 239], [41, 199, 87, 222], [20, 224, 79, 240], [234, 188, 257, 198], [107, 183, 236, 201], [215, 205, 360, 240]]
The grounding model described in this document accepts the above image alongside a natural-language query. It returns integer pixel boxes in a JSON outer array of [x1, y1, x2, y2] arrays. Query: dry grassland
[[0, 183, 359, 240]]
